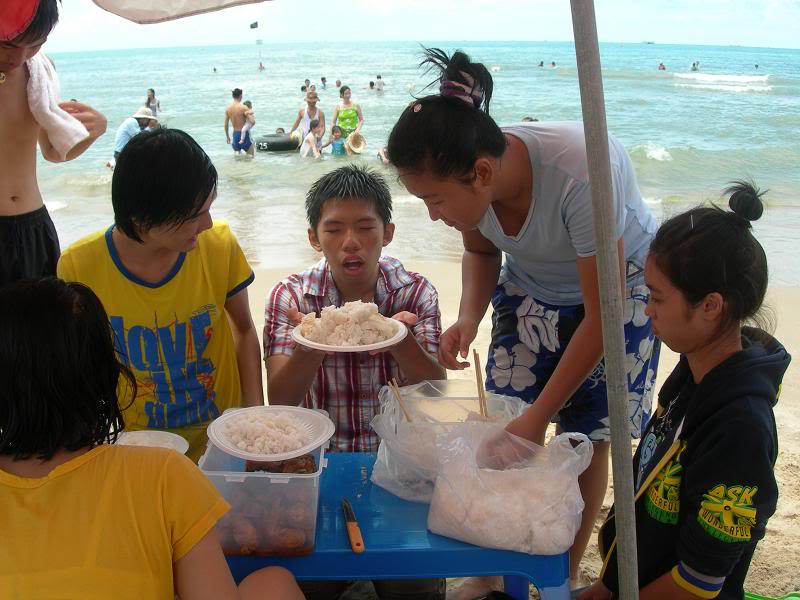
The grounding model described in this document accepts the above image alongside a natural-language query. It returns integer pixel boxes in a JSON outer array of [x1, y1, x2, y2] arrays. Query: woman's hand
[[505, 405, 549, 446], [438, 318, 479, 370], [477, 428, 538, 470], [576, 580, 611, 600]]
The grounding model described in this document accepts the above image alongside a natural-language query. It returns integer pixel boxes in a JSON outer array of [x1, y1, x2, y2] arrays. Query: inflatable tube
[[255, 134, 300, 152]]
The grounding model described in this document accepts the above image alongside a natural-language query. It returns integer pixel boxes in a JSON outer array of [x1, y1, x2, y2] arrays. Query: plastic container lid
[[207, 405, 335, 461], [117, 430, 190, 454]]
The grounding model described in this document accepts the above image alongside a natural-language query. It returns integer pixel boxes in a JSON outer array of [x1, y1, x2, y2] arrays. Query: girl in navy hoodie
[[580, 182, 791, 600]]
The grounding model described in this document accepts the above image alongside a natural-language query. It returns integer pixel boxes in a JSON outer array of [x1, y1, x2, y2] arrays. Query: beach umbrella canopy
[[91, 0, 271, 24]]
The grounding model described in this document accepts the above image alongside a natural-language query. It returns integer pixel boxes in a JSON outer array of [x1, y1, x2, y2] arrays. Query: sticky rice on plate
[[221, 410, 307, 455], [299, 301, 396, 346]]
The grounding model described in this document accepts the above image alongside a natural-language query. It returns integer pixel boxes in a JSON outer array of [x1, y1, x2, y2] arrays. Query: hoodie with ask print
[[599, 327, 791, 599]]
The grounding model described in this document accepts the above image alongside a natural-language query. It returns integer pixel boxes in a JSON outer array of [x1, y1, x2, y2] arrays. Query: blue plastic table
[[226, 452, 569, 600]]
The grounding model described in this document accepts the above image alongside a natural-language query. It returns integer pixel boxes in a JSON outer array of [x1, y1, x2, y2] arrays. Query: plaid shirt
[[264, 256, 441, 452]]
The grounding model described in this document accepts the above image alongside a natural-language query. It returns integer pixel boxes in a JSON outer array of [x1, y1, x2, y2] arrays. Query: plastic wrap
[[427, 423, 592, 555], [370, 380, 527, 502]]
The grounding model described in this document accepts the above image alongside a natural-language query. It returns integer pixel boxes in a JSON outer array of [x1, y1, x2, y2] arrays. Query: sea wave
[[672, 73, 769, 84], [44, 200, 69, 212], [39, 171, 113, 190], [630, 143, 673, 161], [393, 193, 424, 205], [674, 82, 773, 93]]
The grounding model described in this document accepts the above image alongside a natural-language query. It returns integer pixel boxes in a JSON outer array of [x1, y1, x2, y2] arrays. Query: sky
[[45, 0, 800, 53]]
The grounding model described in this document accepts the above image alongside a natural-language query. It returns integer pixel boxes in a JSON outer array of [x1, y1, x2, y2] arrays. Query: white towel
[[26, 53, 90, 161]]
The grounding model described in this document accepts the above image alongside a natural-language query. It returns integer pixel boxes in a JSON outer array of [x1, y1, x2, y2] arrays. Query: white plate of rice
[[207, 406, 335, 461], [291, 300, 408, 353], [117, 430, 190, 454]]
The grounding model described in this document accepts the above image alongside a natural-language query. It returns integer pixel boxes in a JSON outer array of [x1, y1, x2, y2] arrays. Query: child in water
[[579, 182, 790, 599], [299, 119, 324, 158], [240, 100, 255, 140], [321, 125, 348, 156]]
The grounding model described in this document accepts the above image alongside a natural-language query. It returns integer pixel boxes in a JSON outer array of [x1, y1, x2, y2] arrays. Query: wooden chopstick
[[473, 349, 488, 419], [389, 378, 413, 422]]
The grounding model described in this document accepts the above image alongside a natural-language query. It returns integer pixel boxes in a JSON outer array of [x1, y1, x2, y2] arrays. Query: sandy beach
[[249, 260, 799, 597]]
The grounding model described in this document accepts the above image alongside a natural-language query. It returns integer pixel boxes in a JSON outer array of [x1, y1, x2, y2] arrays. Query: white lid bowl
[[207, 405, 335, 461]]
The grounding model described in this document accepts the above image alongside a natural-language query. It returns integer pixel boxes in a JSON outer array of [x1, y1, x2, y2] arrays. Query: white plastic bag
[[427, 423, 592, 555], [370, 381, 527, 503]]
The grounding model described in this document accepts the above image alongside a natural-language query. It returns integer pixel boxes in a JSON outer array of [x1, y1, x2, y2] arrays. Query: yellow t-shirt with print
[[58, 222, 254, 460], [0, 444, 230, 599]]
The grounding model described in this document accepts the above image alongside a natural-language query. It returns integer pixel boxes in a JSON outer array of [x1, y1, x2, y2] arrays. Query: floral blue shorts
[[485, 278, 660, 442]]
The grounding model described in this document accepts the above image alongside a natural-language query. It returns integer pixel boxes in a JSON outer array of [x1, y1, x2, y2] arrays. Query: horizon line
[[48, 39, 800, 55]]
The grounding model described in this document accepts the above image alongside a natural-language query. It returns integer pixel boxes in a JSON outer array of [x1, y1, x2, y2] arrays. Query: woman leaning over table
[[387, 47, 660, 587]]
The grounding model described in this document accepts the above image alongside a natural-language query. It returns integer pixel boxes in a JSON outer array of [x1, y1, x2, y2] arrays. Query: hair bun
[[420, 47, 494, 112], [725, 180, 765, 222]]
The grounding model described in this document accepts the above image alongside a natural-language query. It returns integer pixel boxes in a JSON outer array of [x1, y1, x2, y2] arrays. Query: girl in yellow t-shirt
[[0, 278, 302, 600]]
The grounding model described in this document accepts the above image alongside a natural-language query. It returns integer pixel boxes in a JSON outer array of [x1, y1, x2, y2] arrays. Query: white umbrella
[[91, 0, 270, 24]]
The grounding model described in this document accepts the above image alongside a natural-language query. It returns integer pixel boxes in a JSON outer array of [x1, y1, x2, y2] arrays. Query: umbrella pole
[[570, 2, 639, 598]]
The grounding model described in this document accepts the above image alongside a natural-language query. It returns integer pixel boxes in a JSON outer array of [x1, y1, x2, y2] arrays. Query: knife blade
[[341, 498, 365, 553]]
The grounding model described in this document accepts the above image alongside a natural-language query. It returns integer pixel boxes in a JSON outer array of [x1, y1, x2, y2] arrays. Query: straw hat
[[289, 129, 303, 147], [347, 132, 367, 154], [131, 107, 157, 122]]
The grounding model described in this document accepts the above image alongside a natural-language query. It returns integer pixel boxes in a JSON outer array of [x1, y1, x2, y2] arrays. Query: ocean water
[[40, 41, 800, 283]]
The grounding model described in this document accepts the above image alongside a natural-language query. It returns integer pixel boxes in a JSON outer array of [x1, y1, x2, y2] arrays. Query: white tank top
[[300, 105, 319, 138]]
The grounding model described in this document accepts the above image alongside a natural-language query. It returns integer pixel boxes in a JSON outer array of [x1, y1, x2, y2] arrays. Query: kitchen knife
[[341, 498, 365, 553]]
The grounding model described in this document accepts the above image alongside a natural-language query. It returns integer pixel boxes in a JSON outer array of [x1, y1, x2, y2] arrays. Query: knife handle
[[346, 522, 365, 553]]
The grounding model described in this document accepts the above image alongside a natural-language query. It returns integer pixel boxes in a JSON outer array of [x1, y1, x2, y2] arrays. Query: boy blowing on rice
[[264, 165, 445, 452], [1, 0, 107, 285], [263, 165, 446, 600]]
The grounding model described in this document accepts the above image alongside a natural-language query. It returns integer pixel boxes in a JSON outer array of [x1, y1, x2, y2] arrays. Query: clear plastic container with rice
[[201, 406, 334, 556]]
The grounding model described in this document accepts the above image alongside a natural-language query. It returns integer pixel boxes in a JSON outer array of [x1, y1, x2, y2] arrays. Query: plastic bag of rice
[[427, 423, 593, 555], [222, 411, 307, 454], [299, 300, 396, 346]]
